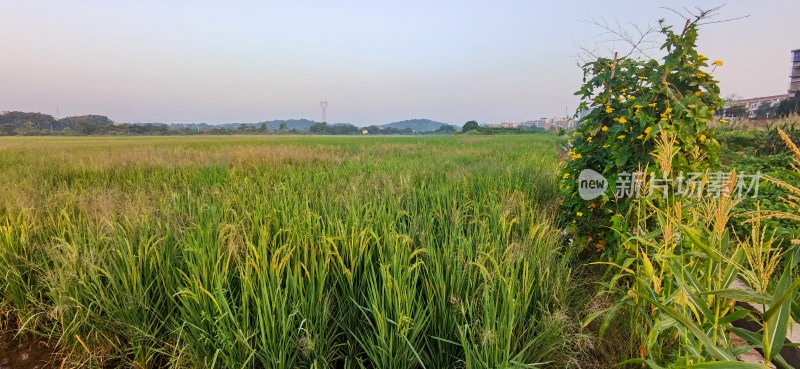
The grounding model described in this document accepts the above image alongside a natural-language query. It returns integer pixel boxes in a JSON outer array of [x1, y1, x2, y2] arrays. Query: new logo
[[577, 169, 607, 200]]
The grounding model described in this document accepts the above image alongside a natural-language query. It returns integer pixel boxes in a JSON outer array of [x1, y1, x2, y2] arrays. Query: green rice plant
[[456, 219, 569, 369], [350, 234, 429, 369], [0, 210, 47, 330], [0, 134, 573, 368]]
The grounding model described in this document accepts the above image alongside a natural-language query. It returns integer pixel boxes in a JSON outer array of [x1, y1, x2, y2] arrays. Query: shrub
[[761, 114, 800, 155], [562, 19, 723, 252]]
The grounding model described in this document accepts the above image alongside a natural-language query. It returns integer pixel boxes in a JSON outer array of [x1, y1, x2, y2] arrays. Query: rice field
[[0, 134, 574, 368]]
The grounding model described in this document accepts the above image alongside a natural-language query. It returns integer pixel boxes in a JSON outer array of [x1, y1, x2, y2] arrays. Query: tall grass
[[0, 134, 573, 368]]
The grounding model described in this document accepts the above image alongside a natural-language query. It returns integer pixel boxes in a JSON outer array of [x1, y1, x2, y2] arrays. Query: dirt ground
[[0, 333, 62, 369]]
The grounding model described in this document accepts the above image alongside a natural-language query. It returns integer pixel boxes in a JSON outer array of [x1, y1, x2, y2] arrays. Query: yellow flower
[[720, 119, 728, 123], [568, 139, 573, 142], [572, 131, 578, 136], [601, 126, 609, 131], [618, 117, 627, 123], [576, 212, 583, 217], [664, 107, 673, 113], [617, 135, 625, 139], [638, 76, 646, 79], [699, 134, 707, 142], [644, 126, 652, 134], [695, 91, 701, 96], [648, 103, 657, 107], [603, 144, 610, 148], [621, 88, 628, 93], [573, 153, 582, 159], [634, 105, 643, 109], [699, 55, 708, 61], [629, 95, 635, 99], [586, 136, 592, 142], [606, 107, 614, 113], [713, 60, 723, 66], [636, 135, 643, 139], [697, 73, 707, 78], [563, 173, 570, 179]]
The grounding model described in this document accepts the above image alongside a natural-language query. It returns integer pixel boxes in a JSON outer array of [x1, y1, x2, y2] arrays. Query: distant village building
[[791, 49, 800, 96], [487, 121, 521, 128], [722, 49, 799, 118], [726, 94, 790, 118]]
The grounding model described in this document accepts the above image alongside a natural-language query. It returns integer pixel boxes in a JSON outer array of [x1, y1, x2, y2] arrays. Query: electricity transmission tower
[[320, 100, 328, 123]]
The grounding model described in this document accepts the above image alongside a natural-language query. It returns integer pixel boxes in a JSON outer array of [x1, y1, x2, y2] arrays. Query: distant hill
[[166, 120, 326, 131], [59, 115, 115, 128], [0, 111, 114, 133], [379, 119, 451, 131], [0, 111, 62, 131], [163, 118, 451, 131]]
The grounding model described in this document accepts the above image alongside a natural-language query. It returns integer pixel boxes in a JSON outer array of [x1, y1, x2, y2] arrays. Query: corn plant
[[590, 131, 800, 368]]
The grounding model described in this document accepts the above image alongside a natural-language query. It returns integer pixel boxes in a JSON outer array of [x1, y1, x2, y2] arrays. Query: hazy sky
[[1, 1, 798, 126]]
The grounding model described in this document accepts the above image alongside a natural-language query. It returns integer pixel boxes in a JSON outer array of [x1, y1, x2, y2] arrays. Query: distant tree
[[330, 124, 360, 135], [155, 124, 170, 135], [365, 125, 381, 134], [0, 111, 58, 131], [260, 123, 268, 132], [279, 122, 287, 132], [60, 115, 113, 129], [76, 121, 98, 135], [724, 104, 749, 118], [462, 120, 479, 133], [717, 95, 742, 116], [776, 94, 800, 117], [22, 120, 38, 135], [753, 101, 777, 119], [0, 124, 15, 136], [309, 122, 329, 134], [434, 124, 457, 134]]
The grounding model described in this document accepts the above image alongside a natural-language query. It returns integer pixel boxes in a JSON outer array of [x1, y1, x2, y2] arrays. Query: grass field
[[0, 134, 575, 368]]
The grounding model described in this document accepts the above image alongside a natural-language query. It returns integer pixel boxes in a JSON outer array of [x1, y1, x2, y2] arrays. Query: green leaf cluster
[[562, 21, 723, 251]]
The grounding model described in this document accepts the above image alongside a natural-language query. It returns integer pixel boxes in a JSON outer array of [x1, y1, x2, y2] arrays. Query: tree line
[[0, 111, 557, 136], [0, 111, 465, 136]]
